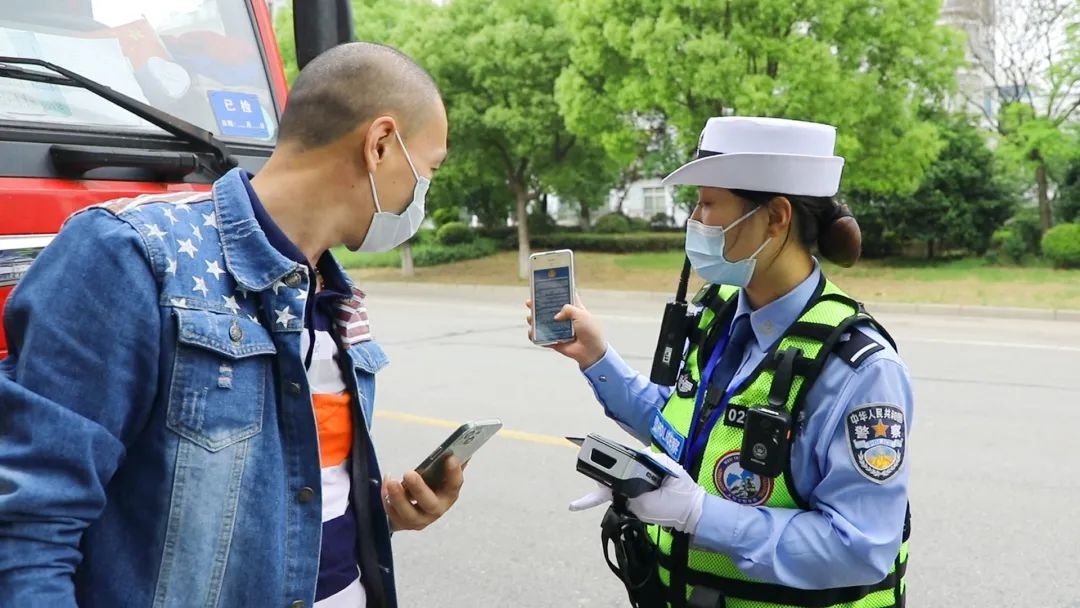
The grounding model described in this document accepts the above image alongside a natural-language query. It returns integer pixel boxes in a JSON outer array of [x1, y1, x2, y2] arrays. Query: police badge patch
[[846, 404, 906, 483], [675, 371, 698, 398]]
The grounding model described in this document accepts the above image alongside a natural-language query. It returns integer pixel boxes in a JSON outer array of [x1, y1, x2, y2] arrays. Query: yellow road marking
[[375, 410, 576, 449]]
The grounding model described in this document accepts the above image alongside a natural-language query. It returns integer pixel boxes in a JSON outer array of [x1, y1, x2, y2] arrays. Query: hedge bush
[[475, 226, 515, 247], [988, 228, 1028, 264], [593, 213, 632, 234], [527, 212, 559, 235], [431, 207, 460, 228], [436, 221, 475, 245], [1004, 208, 1042, 257], [1042, 223, 1080, 269], [649, 213, 677, 230], [628, 216, 650, 231], [531, 232, 684, 253], [413, 238, 498, 266], [410, 228, 434, 246]]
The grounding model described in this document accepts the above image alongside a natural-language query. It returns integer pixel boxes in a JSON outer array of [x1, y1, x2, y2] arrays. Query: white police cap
[[662, 117, 845, 197]]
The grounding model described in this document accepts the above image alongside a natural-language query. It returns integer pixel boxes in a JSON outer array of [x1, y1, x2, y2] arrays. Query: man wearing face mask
[[531, 117, 912, 608], [0, 43, 457, 608]]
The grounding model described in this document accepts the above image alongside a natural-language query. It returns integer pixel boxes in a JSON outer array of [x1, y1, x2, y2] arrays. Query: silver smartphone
[[529, 249, 576, 346], [415, 419, 503, 488]]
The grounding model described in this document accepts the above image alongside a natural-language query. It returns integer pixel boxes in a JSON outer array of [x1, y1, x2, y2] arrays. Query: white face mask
[[684, 207, 772, 288], [357, 131, 430, 253]]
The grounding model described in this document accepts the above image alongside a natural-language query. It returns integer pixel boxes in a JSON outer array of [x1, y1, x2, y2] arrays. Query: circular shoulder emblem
[[713, 450, 773, 506]]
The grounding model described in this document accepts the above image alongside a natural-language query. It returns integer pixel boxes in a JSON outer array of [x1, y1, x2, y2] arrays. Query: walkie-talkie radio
[[649, 257, 696, 386]]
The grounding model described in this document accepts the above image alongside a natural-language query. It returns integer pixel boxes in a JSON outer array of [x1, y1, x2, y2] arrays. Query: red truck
[[0, 0, 352, 358]]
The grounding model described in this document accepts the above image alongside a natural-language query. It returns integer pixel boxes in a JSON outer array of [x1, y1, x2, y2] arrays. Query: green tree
[[967, 0, 1080, 234], [273, 7, 298, 85], [557, 0, 964, 197], [425, 153, 515, 229], [351, 0, 436, 44], [543, 141, 621, 228], [409, 0, 598, 278], [849, 114, 1019, 257], [1056, 153, 1080, 224], [276, 1, 439, 82]]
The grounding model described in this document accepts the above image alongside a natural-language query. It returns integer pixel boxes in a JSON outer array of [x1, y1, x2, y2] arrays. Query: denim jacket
[[0, 169, 396, 608]]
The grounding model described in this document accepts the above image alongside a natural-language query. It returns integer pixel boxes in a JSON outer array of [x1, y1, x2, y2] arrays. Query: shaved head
[[277, 42, 441, 148]]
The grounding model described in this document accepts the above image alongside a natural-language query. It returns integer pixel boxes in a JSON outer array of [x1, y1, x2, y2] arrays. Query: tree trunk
[[400, 242, 415, 277], [514, 186, 530, 279], [578, 202, 591, 230], [1036, 162, 1052, 234], [613, 188, 628, 214]]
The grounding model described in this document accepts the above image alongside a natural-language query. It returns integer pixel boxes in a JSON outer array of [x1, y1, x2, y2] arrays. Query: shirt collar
[[732, 261, 823, 350], [315, 253, 353, 299]]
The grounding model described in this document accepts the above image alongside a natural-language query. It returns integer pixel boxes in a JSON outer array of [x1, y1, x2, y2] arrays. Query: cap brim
[[662, 153, 845, 197]]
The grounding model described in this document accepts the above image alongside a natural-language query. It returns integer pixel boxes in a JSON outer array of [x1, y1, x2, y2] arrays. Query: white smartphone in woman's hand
[[529, 249, 576, 346]]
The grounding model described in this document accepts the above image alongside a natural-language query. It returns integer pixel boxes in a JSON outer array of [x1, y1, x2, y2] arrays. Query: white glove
[[568, 451, 706, 535], [568, 484, 613, 511], [626, 452, 706, 534]]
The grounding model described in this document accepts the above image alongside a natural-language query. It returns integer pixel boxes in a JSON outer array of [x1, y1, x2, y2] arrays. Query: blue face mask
[[357, 131, 430, 253], [684, 207, 772, 287]]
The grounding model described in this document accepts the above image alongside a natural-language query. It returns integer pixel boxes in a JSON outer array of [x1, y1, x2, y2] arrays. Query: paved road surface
[[359, 282, 1080, 608]]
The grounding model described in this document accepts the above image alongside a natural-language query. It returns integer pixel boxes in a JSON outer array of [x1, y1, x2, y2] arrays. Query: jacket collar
[[213, 168, 302, 292]]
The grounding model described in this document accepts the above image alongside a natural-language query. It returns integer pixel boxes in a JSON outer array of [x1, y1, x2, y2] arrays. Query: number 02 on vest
[[530, 250, 576, 346]]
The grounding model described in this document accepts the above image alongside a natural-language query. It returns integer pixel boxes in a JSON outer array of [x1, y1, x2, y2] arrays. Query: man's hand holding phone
[[381, 457, 465, 532]]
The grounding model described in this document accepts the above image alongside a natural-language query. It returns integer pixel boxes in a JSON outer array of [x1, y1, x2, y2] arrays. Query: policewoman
[[537, 117, 912, 607]]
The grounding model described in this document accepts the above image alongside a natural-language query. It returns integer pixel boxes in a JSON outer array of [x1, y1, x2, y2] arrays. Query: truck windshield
[[0, 0, 277, 143]]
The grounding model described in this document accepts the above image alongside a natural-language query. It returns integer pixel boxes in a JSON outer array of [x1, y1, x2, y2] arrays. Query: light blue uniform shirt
[[583, 265, 913, 590]]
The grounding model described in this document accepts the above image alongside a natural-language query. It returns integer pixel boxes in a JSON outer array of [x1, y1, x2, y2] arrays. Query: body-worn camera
[[739, 346, 802, 478], [739, 407, 792, 478]]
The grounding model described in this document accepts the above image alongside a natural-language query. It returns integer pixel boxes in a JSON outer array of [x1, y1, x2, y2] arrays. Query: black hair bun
[[818, 204, 861, 268]]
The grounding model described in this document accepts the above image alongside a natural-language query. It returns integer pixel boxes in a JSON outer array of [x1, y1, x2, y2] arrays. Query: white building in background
[[545, 178, 690, 228], [608, 178, 689, 225], [939, 0, 998, 120]]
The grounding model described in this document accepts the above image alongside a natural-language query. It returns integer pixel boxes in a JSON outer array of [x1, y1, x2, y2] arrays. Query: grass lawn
[[332, 247, 399, 268], [347, 250, 1080, 310]]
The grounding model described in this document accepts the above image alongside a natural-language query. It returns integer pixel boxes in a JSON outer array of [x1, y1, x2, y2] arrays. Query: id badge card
[[650, 410, 686, 463]]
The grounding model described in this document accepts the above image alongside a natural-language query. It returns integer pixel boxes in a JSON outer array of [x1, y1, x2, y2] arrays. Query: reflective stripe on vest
[[648, 278, 909, 608]]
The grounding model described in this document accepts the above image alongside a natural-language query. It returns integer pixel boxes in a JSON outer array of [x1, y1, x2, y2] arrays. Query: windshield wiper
[[0, 56, 238, 177]]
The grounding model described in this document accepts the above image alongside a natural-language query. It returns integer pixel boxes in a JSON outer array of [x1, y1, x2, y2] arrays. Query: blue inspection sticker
[[207, 90, 270, 138], [650, 411, 686, 462]]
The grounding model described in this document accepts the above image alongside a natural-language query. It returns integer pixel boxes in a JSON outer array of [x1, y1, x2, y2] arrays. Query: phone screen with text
[[533, 266, 574, 343]]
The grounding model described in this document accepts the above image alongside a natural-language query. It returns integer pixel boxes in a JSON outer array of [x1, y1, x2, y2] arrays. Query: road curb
[[356, 280, 1080, 322]]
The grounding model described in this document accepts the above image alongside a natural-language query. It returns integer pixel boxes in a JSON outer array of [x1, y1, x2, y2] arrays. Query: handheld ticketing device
[[649, 257, 695, 386], [568, 434, 676, 498]]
